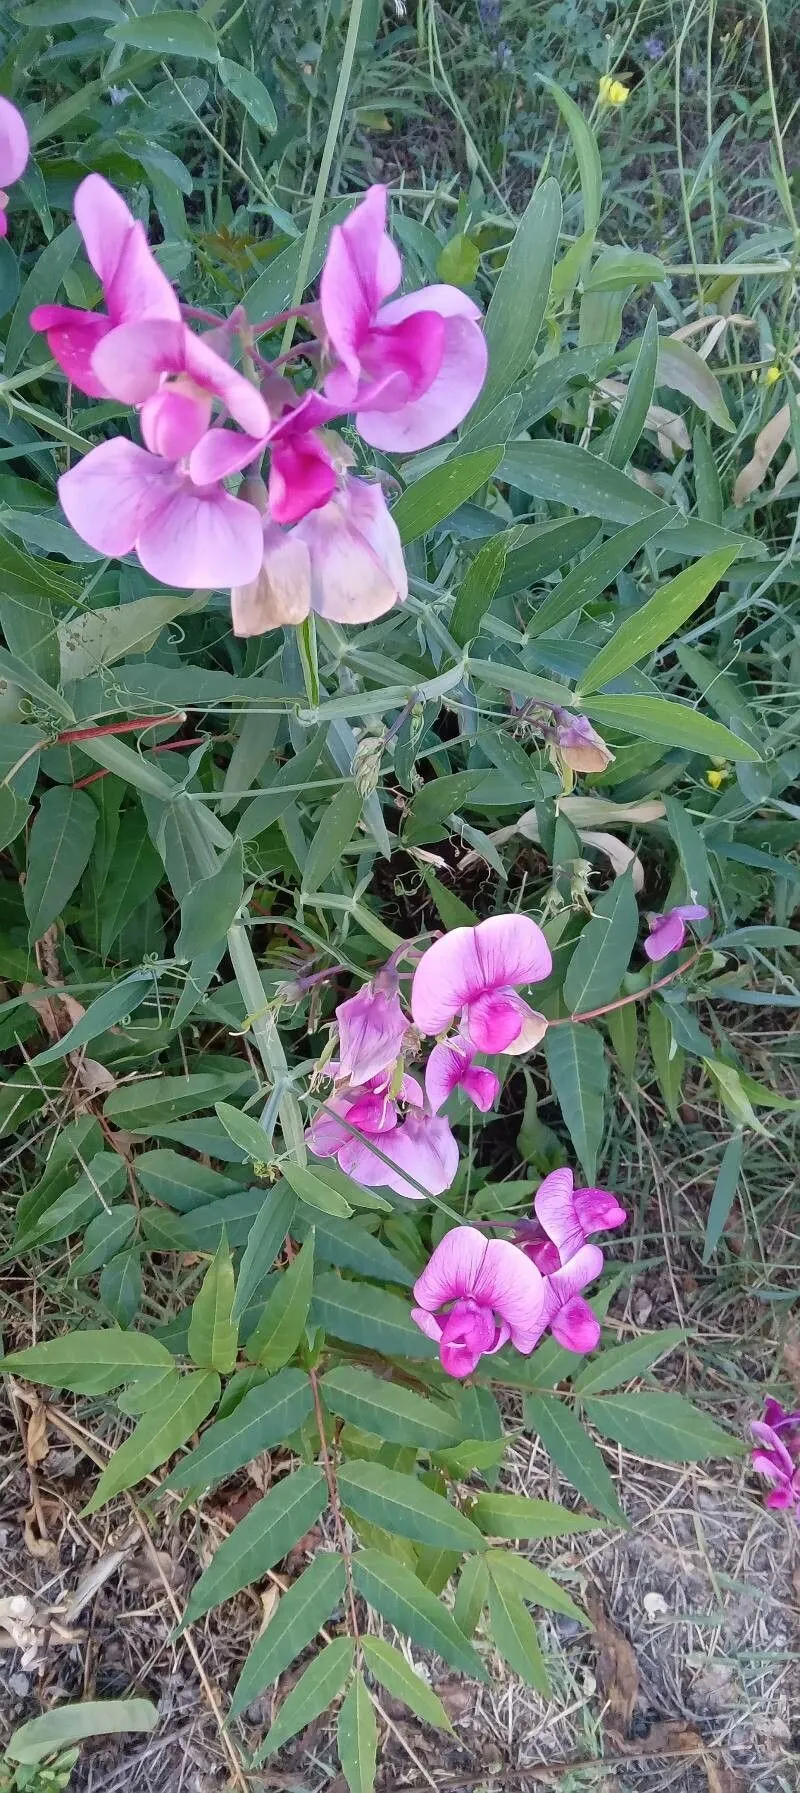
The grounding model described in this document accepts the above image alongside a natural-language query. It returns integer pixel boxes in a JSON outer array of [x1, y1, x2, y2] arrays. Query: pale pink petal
[[411, 1306, 442, 1344], [58, 437, 167, 557], [189, 427, 266, 486], [357, 308, 488, 451], [425, 1040, 498, 1114], [342, 480, 408, 603], [471, 1240, 546, 1352], [0, 98, 28, 188], [752, 1447, 792, 1485], [466, 991, 524, 1053], [674, 904, 709, 922], [573, 1187, 627, 1235], [533, 1168, 583, 1262], [29, 305, 114, 397], [752, 1431, 794, 1478], [551, 1295, 601, 1353], [136, 482, 264, 589], [182, 329, 271, 434], [499, 1001, 549, 1055], [399, 1073, 424, 1107], [414, 1226, 489, 1312], [140, 385, 211, 459], [299, 493, 404, 624], [473, 914, 553, 991], [439, 1301, 500, 1378], [232, 523, 311, 636], [644, 911, 686, 961], [547, 1242, 605, 1306], [378, 1112, 459, 1201], [106, 218, 181, 325], [336, 985, 408, 1086], [410, 928, 483, 1035], [320, 185, 401, 375], [269, 434, 337, 525], [306, 1101, 352, 1158], [91, 317, 188, 403], [73, 174, 139, 291]]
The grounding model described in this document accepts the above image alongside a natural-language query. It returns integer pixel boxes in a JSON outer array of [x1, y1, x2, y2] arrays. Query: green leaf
[[648, 1002, 684, 1121], [585, 252, 665, 293], [476, 178, 562, 415], [99, 809, 163, 955], [453, 1555, 489, 1638], [362, 1636, 452, 1732], [59, 592, 200, 681], [584, 1391, 745, 1462], [539, 78, 602, 231], [187, 1234, 239, 1374], [24, 786, 97, 942], [246, 1231, 314, 1368], [104, 1071, 248, 1131], [392, 448, 504, 543], [233, 1186, 297, 1319], [339, 1462, 486, 1553], [472, 1494, 598, 1540], [217, 57, 277, 132], [293, 1206, 413, 1284], [182, 1467, 327, 1625], [497, 517, 600, 597], [254, 1638, 354, 1763], [573, 1329, 685, 1395], [72, 1206, 136, 1278], [353, 1550, 486, 1680], [579, 549, 740, 695], [692, 427, 723, 523], [163, 1368, 313, 1491], [528, 511, 668, 638], [563, 872, 638, 1014], [501, 438, 666, 527], [281, 1161, 353, 1218], [321, 1365, 462, 1449], [654, 334, 734, 432], [449, 534, 508, 649], [544, 1024, 607, 1181], [581, 693, 761, 761], [214, 1100, 270, 1164], [100, 1249, 142, 1328], [230, 1553, 346, 1720], [6, 1700, 157, 1767], [522, 1394, 625, 1521], [134, 1151, 244, 1213], [0, 584, 59, 687], [303, 783, 364, 892], [702, 1133, 744, 1263], [84, 1371, 220, 1512], [175, 841, 244, 960], [5, 222, 80, 376], [311, 1274, 438, 1358], [108, 10, 218, 57], [31, 972, 152, 1066], [437, 232, 481, 286], [237, 730, 326, 841], [2, 1329, 171, 1393], [604, 306, 659, 469], [487, 1580, 550, 1693], [338, 1672, 378, 1793]]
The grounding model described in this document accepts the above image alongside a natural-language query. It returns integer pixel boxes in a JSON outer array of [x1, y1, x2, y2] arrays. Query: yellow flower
[[706, 769, 725, 789], [765, 364, 781, 386], [599, 75, 630, 106]]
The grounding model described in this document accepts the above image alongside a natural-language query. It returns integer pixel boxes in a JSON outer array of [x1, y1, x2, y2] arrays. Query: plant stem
[[550, 948, 704, 1028], [226, 918, 307, 1164], [309, 1366, 360, 1645]]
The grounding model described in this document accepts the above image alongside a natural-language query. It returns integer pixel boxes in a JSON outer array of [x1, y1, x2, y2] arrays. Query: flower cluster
[[751, 1400, 800, 1516], [25, 174, 487, 624]]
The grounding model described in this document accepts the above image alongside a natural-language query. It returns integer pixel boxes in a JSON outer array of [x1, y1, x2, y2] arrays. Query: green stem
[[227, 919, 307, 1164]]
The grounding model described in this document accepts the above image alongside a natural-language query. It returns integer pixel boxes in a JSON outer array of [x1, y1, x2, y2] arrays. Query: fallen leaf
[[257, 1582, 280, 1635], [26, 1403, 50, 1467], [618, 1719, 704, 1757], [0, 1596, 39, 1655], [22, 1504, 58, 1562], [705, 1761, 747, 1793], [586, 1589, 640, 1728], [63, 1547, 131, 1623], [733, 402, 792, 505]]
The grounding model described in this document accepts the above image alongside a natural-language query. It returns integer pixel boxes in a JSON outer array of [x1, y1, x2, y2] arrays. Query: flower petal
[[231, 524, 311, 636], [141, 385, 211, 460], [425, 1039, 499, 1113], [411, 1306, 442, 1344], [550, 1295, 601, 1353], [73, 173, 139, 291], [414, 1225, 492, 1312], [336, 985, 408, 1086], [573, 1186, 627, 1235], [136, 482, 264, 589], [495, 999, 548, 1055], [547, 1242, 605, 1305], [466, 991, 524, 1053], [439, 1301, 499, 1378], [674, 905, 709, 922], [644, 911, 686, 961], [269, 434, 337, 525], [299, 494, 403, 624], [378, 1112, 459, 1201], [107, 219, 181, 326], [320, 185, 401, 375], [189, 427, 266, 486], [473, 913, 553, 990], [29, 305, 114, 397], [471, 1239, 546, 1352], [357, 306, 488, 451], [533, 1167, 583, 1262], [410, 928, 483, 1035], [58, 437, 166, 558], [0, 97, 29, 189]]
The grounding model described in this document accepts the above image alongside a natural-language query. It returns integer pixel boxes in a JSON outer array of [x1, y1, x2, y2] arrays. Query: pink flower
[[751, 1416, 800, 1515], [644, 904, 709, 962], [411, 914, 551, 1054], [31, 174, 181, 396], [425, 1037, 499, 1114], [761, 1399, 800, 1452], [89, 316, 270, 437], [0, 97, 29, 238], [306, 1070, 422, 1185], [412, 1226, 546, 1378], [515, 1167, 626, 1274], [538, 1243, 606, 1352], [553, 711, 615, 774], [57, 432, 264, 590], [230, 476, 407, 635], [319, 185, 488, 452], [335, 975, 409, 1086], [370, 1109, 460, 1201]]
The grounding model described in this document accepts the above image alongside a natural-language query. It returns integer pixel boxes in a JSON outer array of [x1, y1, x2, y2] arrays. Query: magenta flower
[[751, 1414, 800, 1514], [411, 914, 552, 1055], [319, 185, 488, 453], [335, 976, 409, 1086], [412, 1226, 546, 1378], [57, 432, 264, 590], [373, 1110, 460, 1202], [0, 97, 28, 238], [538, 1243, 606, 1352], [31, 174, 181, 396], [553, 711, 615, 774], [644, 904, 709, 962], [306, 1070, 422, 1185], [230, 477, 407, 634], [762, 1398, 800, 1450], [425, 1037, 499, 1114], [515, 1167, 627, 1274], [89, 316, 270, 438]]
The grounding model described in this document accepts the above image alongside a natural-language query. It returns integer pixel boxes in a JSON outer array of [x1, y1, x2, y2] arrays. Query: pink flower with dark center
[[306, 1070, 422, 1185], [335, 974, 409, 1086], [229, 476, 407, 635], [538, 1243, 606, 1352], [412, 1226, 546, 1378], [319, 185, 488, 452], [31, 174, 181, 396], [515, 1167, 627, 1274], [425, 1037, 499, 1114], [411, 914, 552, 1054], [0, 98, 29, 238], [191, 385, 341, 528], [751, 1417, 800, 1515], [644, 904, 709, 962]]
